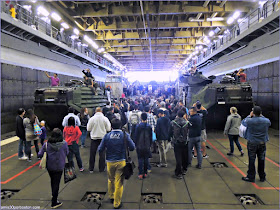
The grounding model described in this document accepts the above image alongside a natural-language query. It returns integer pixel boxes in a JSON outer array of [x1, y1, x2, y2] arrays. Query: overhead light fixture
[[61, 22, 69, 29], [195, 46, 199, 50], [209, 31, 215, 36], [23, 5, 32, 12], [98, 48, 105, 53], [206, 17, 224, 21], [70, 35, 79, 40], [203, 48, 208, 52], [84, 35, 98, 49], [237, 18, 244, 23], [31, 0, 37, 3], [232, 11, 241, 19], [198, 45, 203, 50], [51, 12, 61, 21], [259, 1, 268, 7], [37, 6, 49, 17], [227, 17, 235, 24], [73, 28, 79, 35]]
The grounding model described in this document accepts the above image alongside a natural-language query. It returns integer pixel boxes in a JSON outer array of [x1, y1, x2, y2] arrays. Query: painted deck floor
[[1, 129, 279, 209]]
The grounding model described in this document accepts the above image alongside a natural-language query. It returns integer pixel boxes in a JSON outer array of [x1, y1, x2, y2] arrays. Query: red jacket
[[63, 126, 82, 145]]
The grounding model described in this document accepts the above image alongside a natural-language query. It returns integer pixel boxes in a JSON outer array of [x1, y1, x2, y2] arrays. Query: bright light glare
[[125, 71, 179, 83], [206, 17, 224, 21], [51, 12, 61, 21], [98, 48, 105, 53], [198, 45, 203, 50], [227, 17, 235, 24], [23, 5, 32, 12], [232, 11, 241, 19], [259, 1, 267, 6], [61, 22, 69, 29], [70, 35, 79, 40], [37, 6, 49, 17], [73, 28, 79, 35], [209, 31, 215, 36]]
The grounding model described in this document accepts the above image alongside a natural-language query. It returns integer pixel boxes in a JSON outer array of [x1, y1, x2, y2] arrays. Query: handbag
[[239, 119, 247, 138], [64, 162, 77, 184], [39, 142, 47, 169], [122, 130, 135, 180]]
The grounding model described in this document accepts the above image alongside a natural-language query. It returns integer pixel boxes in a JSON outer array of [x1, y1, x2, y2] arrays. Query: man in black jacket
[[16, 108, 27, 160], [170, 110, 189, 179], [155, 109, 171, 167], [188, 107, 203, 169]]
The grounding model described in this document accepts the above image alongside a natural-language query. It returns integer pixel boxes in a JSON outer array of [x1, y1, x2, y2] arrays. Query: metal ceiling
[[48, 1, 257, 71]]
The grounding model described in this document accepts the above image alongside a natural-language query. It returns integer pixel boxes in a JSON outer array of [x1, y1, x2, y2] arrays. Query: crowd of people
[[15, 92, 271, 209]]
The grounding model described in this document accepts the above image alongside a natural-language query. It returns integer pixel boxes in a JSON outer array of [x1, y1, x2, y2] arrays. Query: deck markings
[[207, 140, 279, 190]]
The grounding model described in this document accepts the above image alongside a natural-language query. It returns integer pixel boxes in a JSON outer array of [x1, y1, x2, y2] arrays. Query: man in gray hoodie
[[224, 107, 244, 156]]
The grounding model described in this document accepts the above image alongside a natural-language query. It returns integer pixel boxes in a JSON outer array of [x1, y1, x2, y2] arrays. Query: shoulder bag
[[122, 130, 135, 180], [39, 142, 47, 169]]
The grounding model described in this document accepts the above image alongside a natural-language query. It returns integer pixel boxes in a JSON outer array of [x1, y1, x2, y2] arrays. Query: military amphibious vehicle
[[33, 80, 108, 130], [180, 72, 254, 129]]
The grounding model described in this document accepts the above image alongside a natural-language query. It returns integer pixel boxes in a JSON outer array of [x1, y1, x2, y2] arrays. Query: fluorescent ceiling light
[[51, 12, 61, 21], [237, 18, 244, 23], [31, 0, 37, 3], [37, 6, 49, 17], [259, 1, 267, 6], [203, 48, 208, 52], [227, 17, 235, 24], [23, 5, 32, 12], [206, 17, 224, 21], [98, 48, 105, 53], [73, 28, 79, 35], [209, 31, 215, 36], [199, 45, 203, 50], [232, 11, 241, 19], [195, 46, 199, 50], [61, 22, 69, 29], [70, 35, 79, 40]]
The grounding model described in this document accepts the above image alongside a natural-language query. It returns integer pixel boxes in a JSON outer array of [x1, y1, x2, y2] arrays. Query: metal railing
[[1, 2, 118, 72], [184, 0, 279, 71]]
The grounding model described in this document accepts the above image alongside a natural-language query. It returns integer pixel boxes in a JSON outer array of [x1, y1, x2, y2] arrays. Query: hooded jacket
[[155, 116, 171, 141], [224, 113, 241, 135], [38, 141, 69, 171], [63, 126, 82, 145]]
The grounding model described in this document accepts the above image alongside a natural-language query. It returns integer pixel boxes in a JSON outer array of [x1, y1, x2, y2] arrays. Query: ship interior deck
[[1, 129, 279, 209]]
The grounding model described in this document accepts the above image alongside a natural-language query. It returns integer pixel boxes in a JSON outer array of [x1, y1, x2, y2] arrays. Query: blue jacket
[[98, 130, 135, 162], [38, 141, 69, 171], [155, 116, 171, 140], [188, 114, 202, 138], [243, 115, 271, 143], [40, 126, 47, 140]]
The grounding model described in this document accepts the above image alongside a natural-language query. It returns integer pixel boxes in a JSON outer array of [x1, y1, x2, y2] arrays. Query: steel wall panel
[[246, 66, 258, 80], [22, 96, 34, 109], [2, 96, 23, 112], [1, 64, 22, 80], [258, 63, 273, 78], [272, 77, 279, 93], [257, 93, 273, 109], [22, 81, 38, 96], [272, 93, 279, 110], [258, 78, 273, 93], [2, 80, 23, 96], [248, 79, 258, 93], [273, 60, 279, 76], [38, 70, 51, 83], [22, 67, 38, 82]]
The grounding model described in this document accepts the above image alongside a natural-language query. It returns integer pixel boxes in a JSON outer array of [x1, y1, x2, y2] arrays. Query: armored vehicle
[[180, 72, 254, 129], [33, 80, 108, 130]]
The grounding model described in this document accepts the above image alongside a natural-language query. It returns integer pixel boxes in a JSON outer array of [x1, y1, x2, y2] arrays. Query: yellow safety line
[[0, 136, 19, 146]]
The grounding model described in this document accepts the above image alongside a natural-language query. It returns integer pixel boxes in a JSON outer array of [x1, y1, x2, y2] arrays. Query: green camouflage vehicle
[[33, 80, 108, 130]]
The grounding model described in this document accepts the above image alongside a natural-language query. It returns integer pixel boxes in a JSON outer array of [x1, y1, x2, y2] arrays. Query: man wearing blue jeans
[[187, 107, 203, 169], [16, 108, 27, 160], [242, 106, 271, 183]]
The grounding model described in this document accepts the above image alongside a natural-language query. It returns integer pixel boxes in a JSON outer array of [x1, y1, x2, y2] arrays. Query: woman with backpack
[[135, 113, 153, 180], [77, 108, 90, 148], [38, 128, 69, 209], [23, 109, 40, 161], [63, 117, 84, 172]]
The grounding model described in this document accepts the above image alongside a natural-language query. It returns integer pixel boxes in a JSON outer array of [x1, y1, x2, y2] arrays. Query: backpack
[[34, 123, 42, 136], [137, 125, 151, 153], [130, 111, 140, 125], [172, 120, 188, 144]]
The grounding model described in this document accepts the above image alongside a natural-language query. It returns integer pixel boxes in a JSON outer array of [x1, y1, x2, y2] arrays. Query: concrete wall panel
[[2, 96, 23, 112], [38, 70, 51, 83], [248, 79, 258, 93], [257, 93, 273, 109], [272, 93, 279, 110], [22, 81, 39, 96]]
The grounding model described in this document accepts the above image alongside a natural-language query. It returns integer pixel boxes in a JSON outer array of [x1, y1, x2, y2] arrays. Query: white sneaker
[[19, 156, 28, 160]]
